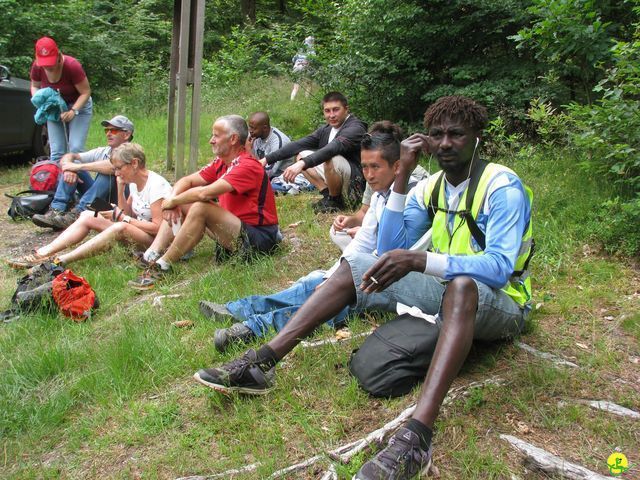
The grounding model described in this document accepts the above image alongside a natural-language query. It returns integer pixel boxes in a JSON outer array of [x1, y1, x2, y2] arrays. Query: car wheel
[[31, 123, 49, 158]]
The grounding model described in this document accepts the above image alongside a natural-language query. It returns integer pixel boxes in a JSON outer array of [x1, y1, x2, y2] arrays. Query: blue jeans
[[226, 270, 351, 337], [47, 98, 93, 163], [51, 171, 115, 212]]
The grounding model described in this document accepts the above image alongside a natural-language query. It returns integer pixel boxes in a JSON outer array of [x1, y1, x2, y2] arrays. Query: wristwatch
[[72, 109, 79, 116]]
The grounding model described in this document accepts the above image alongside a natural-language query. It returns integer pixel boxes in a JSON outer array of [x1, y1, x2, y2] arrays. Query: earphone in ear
[[475, 137, 480, 148]]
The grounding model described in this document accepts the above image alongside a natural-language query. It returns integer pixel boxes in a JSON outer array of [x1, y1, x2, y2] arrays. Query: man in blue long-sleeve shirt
[[194, 96, 533, 480]]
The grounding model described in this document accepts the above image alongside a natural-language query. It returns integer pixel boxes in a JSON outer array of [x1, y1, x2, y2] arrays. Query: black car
[[0, 65, 48, 158]]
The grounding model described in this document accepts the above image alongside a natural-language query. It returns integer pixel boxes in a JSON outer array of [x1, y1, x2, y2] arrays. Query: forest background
[[0, 1, 639, 478], [2, 0, 638, 254]]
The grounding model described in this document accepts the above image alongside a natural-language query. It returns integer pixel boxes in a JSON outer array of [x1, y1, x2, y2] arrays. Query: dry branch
[[319, 464, 338, 480], [175, 463, 258, 480], [515, 342, 579, 368], [300, 331, 371, 348], [500, 434, 616, 480], [559, 400, 640, 419]]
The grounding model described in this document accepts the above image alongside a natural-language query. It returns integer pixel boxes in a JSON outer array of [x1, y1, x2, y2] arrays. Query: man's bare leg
[[160, 202, 241, 264], [411, 276, 477, 428], [301, 167, 327, 191], [322, 158, 343, 197]]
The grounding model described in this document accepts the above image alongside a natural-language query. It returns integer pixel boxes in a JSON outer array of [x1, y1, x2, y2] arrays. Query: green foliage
[[511, 0, 616, 103], [313, 0, 550, 125], [484, 116, 524, 157], [526, 98, 572, 146]]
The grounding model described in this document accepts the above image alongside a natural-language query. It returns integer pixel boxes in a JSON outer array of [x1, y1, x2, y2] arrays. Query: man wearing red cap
[[30, 36, 93, 164]]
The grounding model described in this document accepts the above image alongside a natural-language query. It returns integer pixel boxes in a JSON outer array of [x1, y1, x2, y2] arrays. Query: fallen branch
[[175, 463, 258, 480], [268, 454, 324, 478], [559, 400, 640, 420], [515, 342, 579, 368], [500, 434, 615, 480], [333, 403, 417, 463], [319, 464, 337, 480], [152, 294, 182, 307], [301, 331, 371, 348]]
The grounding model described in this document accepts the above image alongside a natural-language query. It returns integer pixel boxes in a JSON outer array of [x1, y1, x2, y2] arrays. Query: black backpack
[[6, 190, 54, 220], [1, 263, 65, 323], [348, 314, 441, 398]]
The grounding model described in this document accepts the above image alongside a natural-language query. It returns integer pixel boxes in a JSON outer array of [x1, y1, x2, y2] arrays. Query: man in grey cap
[[32, 115, 135, 230]]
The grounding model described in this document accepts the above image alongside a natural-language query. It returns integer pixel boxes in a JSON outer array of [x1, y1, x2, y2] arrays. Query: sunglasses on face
[[104, 128, 124, 135]]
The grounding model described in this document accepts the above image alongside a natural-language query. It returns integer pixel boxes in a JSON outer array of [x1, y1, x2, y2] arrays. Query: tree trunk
[[241, 0, 256, 23]]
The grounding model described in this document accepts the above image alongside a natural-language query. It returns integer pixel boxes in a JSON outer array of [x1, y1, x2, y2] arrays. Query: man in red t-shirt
[[129, 115, 281, 290]]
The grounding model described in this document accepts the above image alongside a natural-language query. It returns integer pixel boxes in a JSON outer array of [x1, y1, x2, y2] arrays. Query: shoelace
[[223, 352, 256, 375], [377, 435, 417, 471]]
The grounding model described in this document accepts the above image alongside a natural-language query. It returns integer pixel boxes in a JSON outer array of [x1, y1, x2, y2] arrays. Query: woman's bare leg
[[37, 212, 113, 257]]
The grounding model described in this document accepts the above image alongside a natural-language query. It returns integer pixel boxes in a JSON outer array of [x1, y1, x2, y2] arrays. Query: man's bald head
[[248, 111, 271, 140]]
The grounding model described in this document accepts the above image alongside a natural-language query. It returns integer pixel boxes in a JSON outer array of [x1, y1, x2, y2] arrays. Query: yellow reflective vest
[[423, 162, 533, 307]]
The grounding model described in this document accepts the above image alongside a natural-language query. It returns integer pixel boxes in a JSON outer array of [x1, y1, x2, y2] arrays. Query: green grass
[[0, 77, 638, 479]]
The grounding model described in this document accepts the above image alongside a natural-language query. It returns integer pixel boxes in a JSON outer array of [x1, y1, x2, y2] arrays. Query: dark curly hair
[[361, 120, 404, 165], [423, 96, 488, 132]]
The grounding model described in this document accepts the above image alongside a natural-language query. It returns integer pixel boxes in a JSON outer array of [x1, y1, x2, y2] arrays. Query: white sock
[[156, 258, 171, 271], [143, 249, 160, 263]]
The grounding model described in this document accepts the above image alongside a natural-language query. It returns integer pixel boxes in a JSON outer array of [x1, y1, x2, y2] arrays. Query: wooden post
[[166, 0, 181, 171], [188, 0, 205, 173], [167, 0, 205, 179], [174, 0, 192, 180]]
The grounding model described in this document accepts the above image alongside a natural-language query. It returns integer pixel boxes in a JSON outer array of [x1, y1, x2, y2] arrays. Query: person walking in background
[[290, 36, 315, 101], [30, 36, 93, 163]]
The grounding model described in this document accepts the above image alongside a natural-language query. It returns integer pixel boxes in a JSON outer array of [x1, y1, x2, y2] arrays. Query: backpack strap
[[427, 160, 489, 250], [461, 159, 489, 250], [427, 172, 444, 220], [5, 189, 55, 199]]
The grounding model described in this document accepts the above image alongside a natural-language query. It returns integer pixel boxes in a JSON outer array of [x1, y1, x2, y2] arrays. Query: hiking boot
[[32, 209, 79, 230], [313, 195, 345, 214], [214, 322, 255, 352], [199, 300, 234, 321], [193, 348, 275, 395], [354, 427, 433, 480], [128, 263, 167, 291]]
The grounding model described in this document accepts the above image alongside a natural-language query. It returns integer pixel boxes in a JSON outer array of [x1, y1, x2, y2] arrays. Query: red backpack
[[30, 157, 61, 191], [52, 269, 98, 322]]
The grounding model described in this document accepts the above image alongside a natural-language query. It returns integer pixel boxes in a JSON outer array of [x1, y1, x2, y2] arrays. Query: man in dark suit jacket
[[261, 91, 367, 213]]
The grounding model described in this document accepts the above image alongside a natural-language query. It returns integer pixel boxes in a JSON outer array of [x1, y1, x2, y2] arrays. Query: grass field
[[0, 78, 638, 479]]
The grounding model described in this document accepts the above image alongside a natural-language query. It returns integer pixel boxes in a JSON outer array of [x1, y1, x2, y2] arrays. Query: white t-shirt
[[129, 171, 172, 222]]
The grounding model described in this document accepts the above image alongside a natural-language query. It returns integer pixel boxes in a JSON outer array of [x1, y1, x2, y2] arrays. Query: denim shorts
[[343, 252, 526, 341]]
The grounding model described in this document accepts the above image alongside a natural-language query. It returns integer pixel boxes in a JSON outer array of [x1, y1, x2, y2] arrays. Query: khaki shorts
[[299, 150, 352, 199]]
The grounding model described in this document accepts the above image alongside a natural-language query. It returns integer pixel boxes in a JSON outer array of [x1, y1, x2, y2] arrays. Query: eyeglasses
[[104, 128, 124, 135]]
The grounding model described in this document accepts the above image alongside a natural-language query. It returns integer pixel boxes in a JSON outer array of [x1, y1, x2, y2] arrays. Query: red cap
[[35, 37, 59, 67]]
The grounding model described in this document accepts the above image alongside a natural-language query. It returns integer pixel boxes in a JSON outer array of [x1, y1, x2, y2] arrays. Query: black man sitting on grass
[[194, 96, 533, 480]]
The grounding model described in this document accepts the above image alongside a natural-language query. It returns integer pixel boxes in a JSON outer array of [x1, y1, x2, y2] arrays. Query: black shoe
[[313, 195, 345, 214], [199, 300, 234, 321], [354, 427, 433, 480], [213, 322, 255, 352], [193, 349, 275, 395]]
